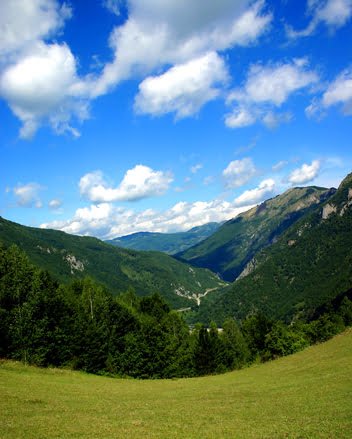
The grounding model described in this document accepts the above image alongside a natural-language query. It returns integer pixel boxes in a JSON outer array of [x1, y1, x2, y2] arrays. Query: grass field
[[1, 330, 351, 439]]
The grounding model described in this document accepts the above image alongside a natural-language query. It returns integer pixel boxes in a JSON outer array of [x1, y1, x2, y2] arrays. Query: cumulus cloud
[[41, 198, 255, 239], [0, 41, 88, 138], [79, 165, 173, 203], [234, 178, 276, 206], [287, 0, 352, 38], [222, 157, 257, 188], [13, 183, 43, 208], [322, 68, 352, 115], [134, 52, 228, 118], [225, 107, 256, 128], [288, 160, 321, 185], [91, 0, 272, 97], [0, 0, 90, 138], [228, 59, 318, 106], [305, 68, 352, 118], [226, 59, 318, 128], [0, 0, 71, 56]]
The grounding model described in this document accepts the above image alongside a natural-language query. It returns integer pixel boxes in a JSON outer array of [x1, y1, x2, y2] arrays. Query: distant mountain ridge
[[193, 173, 352, 324], [0, 217, 225, 309], [106, 222, 221, 254], [177, 186, 335, 281]]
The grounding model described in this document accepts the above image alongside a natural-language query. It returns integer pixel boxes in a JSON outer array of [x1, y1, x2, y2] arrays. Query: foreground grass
[[1, 330, 351, 439]]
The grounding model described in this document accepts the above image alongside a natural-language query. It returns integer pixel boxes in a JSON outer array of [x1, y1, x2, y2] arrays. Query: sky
[[1, 0, 352, 239]]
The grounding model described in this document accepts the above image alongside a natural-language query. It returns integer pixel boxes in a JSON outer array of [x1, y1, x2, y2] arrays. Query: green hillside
[[1, 329, 351, 438], [106, 222, 221, 254], [195, 173, 352, 323], [178, 186, 334, 281], [0, 217, 225, 309]]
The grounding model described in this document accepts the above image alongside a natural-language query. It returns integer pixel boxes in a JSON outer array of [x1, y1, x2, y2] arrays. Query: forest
[[1, 243, 351, 379]]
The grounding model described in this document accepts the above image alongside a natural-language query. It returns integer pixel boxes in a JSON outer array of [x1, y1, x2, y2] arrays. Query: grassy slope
[[1, 330, 351, 439], [0, 217, 224, 309], [178, 186, 333, 281], [106, 222, 221, 255]]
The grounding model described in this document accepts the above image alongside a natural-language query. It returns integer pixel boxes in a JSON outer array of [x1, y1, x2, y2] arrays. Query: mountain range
[[1, 172, 351, 324], [0, 217, 224, 309], [106, 222, 221, 255], [192, 173, 352, 323], [177, 186, 335, 281]]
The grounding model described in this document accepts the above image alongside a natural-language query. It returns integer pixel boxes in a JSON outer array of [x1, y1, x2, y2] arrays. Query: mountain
[[177, 186, 335, 281], [0, 217, 225, 309], [106, 222, 221, 255], [194, 173, 352, 324]]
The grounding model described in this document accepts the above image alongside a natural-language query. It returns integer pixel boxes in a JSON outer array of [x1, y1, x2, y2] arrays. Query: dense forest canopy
[[1, 244, 351, 379]]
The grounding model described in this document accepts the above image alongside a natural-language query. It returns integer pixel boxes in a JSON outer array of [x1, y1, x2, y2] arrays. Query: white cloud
[[0, 0, 71, 56], [0, 41, 88, 138], [79, 165, 173, 203], [222, 157, 257, 188], [41, 198, 255, 239], [228, 59, 319, 107], [91, 0, 272, 97], [13, 183, 43, 207], [225, 107, 256, 128], [134, 52, 228, 118], [0, 0, 272, 137], [49, 199, 62, 209], [305, 68, 352, 118], [234, 178, 276, 206], [226, 59, 318, 129], [322, 68, 352, 115], [288, 160, 321, 185], [287, 0, 352, 38]]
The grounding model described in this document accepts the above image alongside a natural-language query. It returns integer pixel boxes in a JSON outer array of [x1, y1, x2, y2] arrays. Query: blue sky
[[1, 0, 352, 238]]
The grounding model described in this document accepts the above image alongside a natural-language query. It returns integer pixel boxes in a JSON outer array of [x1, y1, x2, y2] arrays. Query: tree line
[[1, 244, 351, 378]]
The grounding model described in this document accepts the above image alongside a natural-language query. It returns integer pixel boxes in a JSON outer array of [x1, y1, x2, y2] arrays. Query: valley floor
[[1, 329, 351, 438]]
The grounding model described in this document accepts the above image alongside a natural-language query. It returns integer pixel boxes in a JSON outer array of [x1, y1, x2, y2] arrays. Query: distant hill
[[0, 217, 225, 309], [177, 186, 335, 281], [193, 173, 352, 324], [106, 222, 221, 254]]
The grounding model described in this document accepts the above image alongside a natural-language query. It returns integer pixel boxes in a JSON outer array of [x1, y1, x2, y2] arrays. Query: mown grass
[[1, 330, 351, 438]]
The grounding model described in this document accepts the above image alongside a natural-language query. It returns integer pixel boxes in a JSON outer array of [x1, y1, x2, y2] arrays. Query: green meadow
[[1, 329, 351, 439]]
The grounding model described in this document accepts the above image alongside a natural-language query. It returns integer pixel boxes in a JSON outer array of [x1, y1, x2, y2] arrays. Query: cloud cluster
[[288, 160, 321, 185], [79, 165, 173, 203], [92, 0, 271, 97], [287, 0, 352, 38], [225, 59, 319, 128], [0, 0, 89, 138], [0, 0, 272, 136], [41, 197, 255, 239]]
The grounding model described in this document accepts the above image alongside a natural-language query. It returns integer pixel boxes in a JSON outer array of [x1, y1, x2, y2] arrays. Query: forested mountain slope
[[195, 173, 352, 324], [0, 217, 225, 309], [178, 186, 335, 281]]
